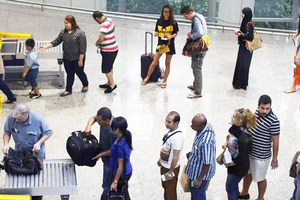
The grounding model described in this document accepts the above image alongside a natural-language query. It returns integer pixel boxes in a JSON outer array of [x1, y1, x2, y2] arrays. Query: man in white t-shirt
[[157, 111, 184, 200]]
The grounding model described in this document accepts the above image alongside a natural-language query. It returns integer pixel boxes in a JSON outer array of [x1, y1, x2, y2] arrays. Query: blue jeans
[[226, 173, 243, 200], [101, 163, 113, 200], [0, 74, 15, 100], [190, 180, 208, 200], [25, 68, 38, 88], [291, 175, 300, 200]]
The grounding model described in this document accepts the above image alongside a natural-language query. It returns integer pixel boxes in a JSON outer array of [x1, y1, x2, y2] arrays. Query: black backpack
[[4, 147, 43, 175], [66, 131, 101, 167]]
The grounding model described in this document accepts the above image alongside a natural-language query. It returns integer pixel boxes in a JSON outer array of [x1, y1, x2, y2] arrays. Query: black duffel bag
[[4, 147, 43, 175], [66, 131, 101, 167]]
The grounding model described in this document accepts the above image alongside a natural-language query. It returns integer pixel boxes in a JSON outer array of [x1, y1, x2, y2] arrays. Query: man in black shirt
[[84, 107, 116, 200]]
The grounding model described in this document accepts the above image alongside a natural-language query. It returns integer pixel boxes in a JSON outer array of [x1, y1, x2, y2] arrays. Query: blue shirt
[[25, 50, 39, 70], [191, 13, 207, 40], [185, 123, 216, 181], [110, 131, 132, 177], [4, 111, 53, 159]]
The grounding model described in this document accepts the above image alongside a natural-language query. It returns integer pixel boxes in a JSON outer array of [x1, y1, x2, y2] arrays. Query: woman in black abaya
[[232, 7, 254, 90]]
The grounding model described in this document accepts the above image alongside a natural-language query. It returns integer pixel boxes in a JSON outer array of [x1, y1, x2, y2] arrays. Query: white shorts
[[249, 157, 271, 182]]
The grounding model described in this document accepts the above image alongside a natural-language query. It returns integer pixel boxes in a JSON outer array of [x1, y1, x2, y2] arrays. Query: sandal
[[60, 91, 72, 97], [284, 88, 296, 93], [187, 93, 202, 99], [4, 98, 16, 104], [160, 83, 167, 88], [141, 79, 147, 85], [187, 85, 195, 90], [81, 87, 89, 93]]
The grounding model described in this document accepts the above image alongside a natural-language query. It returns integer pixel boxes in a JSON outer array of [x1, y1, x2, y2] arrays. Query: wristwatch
[[113, 180, 118, 184], [167, 173, 173, 178]]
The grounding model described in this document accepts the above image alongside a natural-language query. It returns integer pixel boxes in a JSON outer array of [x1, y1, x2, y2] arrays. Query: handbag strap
[[246, 22, 255, 32], [192, 14, 204, 32], [163, 131, 181, 145]]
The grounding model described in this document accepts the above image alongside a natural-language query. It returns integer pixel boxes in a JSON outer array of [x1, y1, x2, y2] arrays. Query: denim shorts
[[25, 68, 39, 88]]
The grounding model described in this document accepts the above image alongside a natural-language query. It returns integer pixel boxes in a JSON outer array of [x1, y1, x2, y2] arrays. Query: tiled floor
[[0, 2, 299, 200]]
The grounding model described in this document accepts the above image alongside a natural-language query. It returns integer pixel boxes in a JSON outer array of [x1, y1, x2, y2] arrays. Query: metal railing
[[3, 0, 296, 36]]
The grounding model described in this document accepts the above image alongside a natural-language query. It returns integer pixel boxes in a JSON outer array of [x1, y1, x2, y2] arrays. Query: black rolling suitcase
[[66, 131, 101, 167], [141, 32, 161, 82]]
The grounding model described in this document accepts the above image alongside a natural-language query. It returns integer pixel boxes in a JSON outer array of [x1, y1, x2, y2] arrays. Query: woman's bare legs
[[142, 53, 162, 84], [161, 54, 172, 88]]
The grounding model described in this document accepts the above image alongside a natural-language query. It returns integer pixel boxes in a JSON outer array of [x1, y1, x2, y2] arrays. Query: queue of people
[[0, 3, 299, 200]]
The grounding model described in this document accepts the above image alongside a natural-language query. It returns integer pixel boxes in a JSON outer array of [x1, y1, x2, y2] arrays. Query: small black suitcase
[[141, 32, 161, 82], [66, 131, 101, 167]]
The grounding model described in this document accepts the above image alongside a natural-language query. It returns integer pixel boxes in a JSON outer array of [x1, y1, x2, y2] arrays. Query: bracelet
[[113, 180, 118, 184], [272, 159, 278, 163]]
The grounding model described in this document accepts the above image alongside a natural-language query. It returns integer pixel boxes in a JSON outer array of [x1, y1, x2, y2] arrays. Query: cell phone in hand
[[161, 172, 175, 181], [234, 30, 241, 35]]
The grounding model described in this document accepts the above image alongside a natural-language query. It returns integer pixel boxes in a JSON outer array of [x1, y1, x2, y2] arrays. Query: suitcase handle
[[145, 31, 153, 55]]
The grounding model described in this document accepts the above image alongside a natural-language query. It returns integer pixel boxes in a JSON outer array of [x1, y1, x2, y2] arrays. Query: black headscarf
[[240, 7, 253, 33]]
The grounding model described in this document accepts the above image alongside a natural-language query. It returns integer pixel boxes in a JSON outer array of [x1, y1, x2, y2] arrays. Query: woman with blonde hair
[[141, 4, 179, 88], [222, 108, 256, 200]]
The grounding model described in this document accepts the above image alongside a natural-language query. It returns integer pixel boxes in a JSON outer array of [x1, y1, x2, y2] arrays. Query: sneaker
[[30, 93, 42, 99], [29, 89, 36, 96]]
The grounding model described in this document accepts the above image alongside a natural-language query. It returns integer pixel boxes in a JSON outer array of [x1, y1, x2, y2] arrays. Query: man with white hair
[[2, 103, 52, 200], [2, 103, 53, 159]]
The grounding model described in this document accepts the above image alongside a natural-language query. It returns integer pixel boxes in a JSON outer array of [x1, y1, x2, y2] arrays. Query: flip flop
[[187, 85, 195, 90], [160, 83, 167, 88], [141, 79, 147, 85], [284, 88, 296, 93], [187, 93, 202, 99]]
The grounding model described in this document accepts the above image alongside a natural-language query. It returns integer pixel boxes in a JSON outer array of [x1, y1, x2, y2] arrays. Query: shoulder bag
[[290, 151, 300, 178], [182, 15, 210, 56], [244, 22, 263, 52]]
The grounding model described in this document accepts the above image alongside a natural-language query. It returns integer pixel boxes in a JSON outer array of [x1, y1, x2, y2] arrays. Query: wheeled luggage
[[141, 31, 161, 82], [66, 131, 101, 167]]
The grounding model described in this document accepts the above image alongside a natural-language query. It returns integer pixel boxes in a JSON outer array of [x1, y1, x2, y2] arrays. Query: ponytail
[[235, 108, 256, 128], [244, 109, 256, 128], [111, 116, 133, 150]]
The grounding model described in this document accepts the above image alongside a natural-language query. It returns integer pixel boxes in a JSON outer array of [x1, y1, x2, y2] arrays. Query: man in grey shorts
[[239, 94, 280, 200]]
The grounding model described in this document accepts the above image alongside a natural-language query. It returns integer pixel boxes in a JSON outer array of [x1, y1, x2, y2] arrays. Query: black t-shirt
[[155, 19, 179, 47]]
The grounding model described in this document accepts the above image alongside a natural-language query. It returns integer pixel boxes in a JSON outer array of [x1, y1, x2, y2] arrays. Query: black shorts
[[100, 50, 118, 73]]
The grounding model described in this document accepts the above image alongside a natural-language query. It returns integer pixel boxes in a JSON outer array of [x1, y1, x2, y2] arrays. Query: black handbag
[[66, 131, 102, 167], [290, 151, 300, 178], [108, 187, 125, 200], [4, 147, 43, 175]]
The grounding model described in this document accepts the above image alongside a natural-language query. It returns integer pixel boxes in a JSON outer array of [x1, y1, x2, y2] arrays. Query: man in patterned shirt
[[239, 94, 280, 200], [185, 113, 216, 200], [93, 11, 119, 94]]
